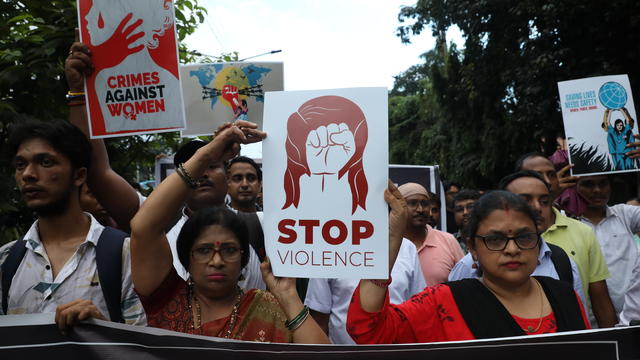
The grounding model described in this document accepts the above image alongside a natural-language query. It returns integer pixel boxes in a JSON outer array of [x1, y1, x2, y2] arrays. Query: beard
[[28, 186, 73, 217]]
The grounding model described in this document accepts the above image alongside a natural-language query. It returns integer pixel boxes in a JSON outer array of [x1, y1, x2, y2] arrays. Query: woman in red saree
[[130, 121, 329, 343]]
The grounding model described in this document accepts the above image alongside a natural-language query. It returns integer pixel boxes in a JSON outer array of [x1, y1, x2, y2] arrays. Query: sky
[[183, 0, 463, 157]]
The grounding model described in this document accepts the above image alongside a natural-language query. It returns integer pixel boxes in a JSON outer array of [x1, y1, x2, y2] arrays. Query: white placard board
[[558, 75, 639, 175], [180, 62, 284, 137], [263, 88, 389, 279]]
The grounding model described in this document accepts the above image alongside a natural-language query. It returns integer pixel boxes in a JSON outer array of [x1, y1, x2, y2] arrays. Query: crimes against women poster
[[263, 88, 388, 279], [180, 62, 284, 137], [77, 0, 186, 138], [558, 75, 639, 175]]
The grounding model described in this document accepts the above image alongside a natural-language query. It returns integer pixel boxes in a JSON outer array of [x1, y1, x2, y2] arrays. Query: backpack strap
[[1, 240, 27, 314], [95, 227, 127, 323], [547, 243, 574, 286]]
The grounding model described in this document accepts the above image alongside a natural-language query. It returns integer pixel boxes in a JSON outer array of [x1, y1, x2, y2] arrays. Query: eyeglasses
[[474, 232, 540, 251], [191, 245, 243, 263], [406, 199, 430, 209]]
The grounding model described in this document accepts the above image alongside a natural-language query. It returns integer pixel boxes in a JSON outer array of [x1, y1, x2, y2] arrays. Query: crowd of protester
[[3, 36, 640, 346]]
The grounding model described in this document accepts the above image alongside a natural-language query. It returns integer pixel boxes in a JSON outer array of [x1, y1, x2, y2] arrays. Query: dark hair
[[497, 170, 551, 192], [513, 152, 547, 172], [7, 120, 91, 171], [453, 189, 482, 205], [614, 119, 624, 131], [173, 139, 207, 166], [228, 156, 262, 181], [444, 181, 462, 192], [176, 207, 250, 271], [426, 191, 439, 207], [466, 191, 540, 249]]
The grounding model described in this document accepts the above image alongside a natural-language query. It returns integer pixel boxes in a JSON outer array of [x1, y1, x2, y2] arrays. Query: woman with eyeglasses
[[347, 189, 590, 343], [129, 121, 329, 343]]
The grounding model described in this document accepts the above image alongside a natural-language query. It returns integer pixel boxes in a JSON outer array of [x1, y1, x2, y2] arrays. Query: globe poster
[[558, 75, 639, 175], [180, 62, 284, 137]]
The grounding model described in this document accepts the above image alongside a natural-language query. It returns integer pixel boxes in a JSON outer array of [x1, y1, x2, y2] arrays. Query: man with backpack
[[1, 120, 145, 330]]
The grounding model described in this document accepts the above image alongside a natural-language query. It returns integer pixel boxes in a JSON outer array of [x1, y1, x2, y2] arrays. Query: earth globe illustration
[[599, 82, 628, 109]]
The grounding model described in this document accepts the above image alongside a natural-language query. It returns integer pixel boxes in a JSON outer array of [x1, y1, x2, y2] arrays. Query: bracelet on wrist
[[176, 163, 199, 189], [368, 275, 392, 288], [66, 91, 86, 102], [284, 305, 310, 331]]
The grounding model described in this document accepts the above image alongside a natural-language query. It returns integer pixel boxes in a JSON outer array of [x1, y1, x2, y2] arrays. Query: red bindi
[[214, 241, 221, 248]]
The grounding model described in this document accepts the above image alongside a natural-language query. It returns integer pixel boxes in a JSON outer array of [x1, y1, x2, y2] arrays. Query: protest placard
[[263, 88, 388, 279], [181, 62, 284, 136], [558, 75, 639, 175], [77, 0, 186, 138]]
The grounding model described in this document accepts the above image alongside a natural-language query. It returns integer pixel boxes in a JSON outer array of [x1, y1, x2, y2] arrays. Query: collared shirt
[[580, 204, 640, 314], [543, 208, 610, 309], [304, 239, 426, 344], [0, 214, 146, 325], [163, 207, 266, 290], [448, 239, 585, 305], [619, 255, 640, 325], [417, 225, 464, 286]]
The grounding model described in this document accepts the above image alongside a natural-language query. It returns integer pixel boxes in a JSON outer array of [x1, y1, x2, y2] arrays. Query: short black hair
[[498, 170, 551, 192], [466, 190, 540, 249], [176, 206, 250, 271], [453, 189, 482, 205], [444, 181, 462, 192], [513, 152, 548, 172], [228, 156, 262, 181], [7, 119, 91, 171], [173, 139, 207, 166]]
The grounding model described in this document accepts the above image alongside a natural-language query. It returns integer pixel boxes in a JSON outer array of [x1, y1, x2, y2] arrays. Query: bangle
[[368, 276, 392, 288], [175, 163, 199, 189], [66, 91, 85, 99], [284, 305, 309, 331]]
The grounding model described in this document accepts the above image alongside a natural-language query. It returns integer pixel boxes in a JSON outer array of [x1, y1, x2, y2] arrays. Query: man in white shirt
[[305, 239, 425, 344], [577, 175, 640, 316], [1, 120, 145, 328]]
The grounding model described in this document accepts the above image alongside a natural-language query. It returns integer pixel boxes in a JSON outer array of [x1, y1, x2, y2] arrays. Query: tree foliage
[[0, 0, 207, 244], [389, 1, 640, 188]]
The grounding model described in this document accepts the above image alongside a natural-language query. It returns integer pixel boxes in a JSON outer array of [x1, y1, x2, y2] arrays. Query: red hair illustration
[[283, 96, 368, 214]]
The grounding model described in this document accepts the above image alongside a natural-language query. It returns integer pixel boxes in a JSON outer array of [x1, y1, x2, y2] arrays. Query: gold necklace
[[190, 284, 244, 338], [482, 277, 545, 333]]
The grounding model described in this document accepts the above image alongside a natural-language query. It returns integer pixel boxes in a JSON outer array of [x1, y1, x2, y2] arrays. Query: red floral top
[[346, 283, 590, 344]]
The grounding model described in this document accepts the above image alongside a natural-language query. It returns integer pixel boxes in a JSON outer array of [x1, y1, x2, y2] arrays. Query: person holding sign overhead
[[129, 121, 329, 343], [347, 189, 590, 343]]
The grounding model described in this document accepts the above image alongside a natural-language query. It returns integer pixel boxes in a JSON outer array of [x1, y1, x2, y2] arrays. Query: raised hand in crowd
[[557, 163, 579, 192], [65, 30, 141, 231]]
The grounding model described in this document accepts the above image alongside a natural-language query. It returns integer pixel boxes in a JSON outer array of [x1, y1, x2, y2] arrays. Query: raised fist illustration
[[306, 123, 355, 175], [222, 84, 241, 111]]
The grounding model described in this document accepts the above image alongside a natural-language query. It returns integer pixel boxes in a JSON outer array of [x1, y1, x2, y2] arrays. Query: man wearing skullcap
[[398, 183, 465, 286]]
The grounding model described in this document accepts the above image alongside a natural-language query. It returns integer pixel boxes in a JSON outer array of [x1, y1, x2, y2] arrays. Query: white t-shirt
[[304, 239, 426, 344]]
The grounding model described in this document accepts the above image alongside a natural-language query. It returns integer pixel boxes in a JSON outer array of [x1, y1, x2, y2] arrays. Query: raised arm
[[621, 107, 635, 129], [602, 109, 612, 131], [130, 122, 265, 296], [357, 180, 407, 313], [65, 31, 140, 231]]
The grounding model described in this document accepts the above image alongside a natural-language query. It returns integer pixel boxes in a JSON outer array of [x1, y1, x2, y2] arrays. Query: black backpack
[[1, 227, 127, 323]]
